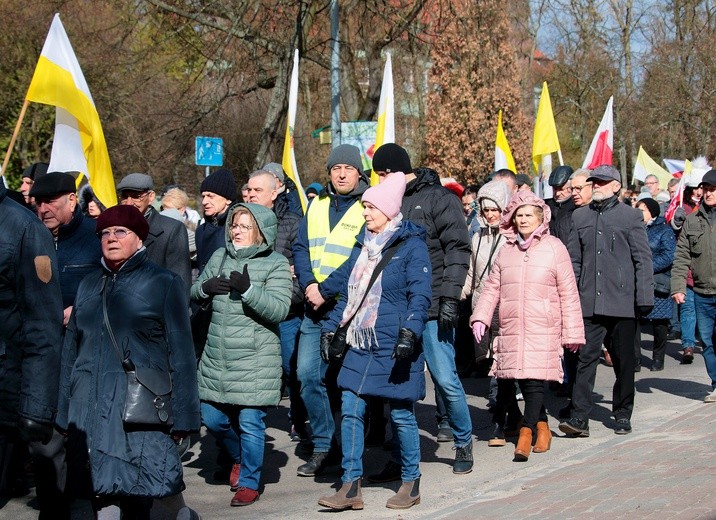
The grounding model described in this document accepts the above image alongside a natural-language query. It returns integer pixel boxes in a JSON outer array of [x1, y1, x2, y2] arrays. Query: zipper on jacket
[[610, 232, 615, 253]]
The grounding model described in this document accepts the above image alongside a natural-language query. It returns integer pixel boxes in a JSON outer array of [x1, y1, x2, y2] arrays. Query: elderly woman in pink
[[470, 191, 584, 462]]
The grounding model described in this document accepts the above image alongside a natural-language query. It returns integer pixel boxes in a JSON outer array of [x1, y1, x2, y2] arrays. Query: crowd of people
[[1, 143, 715, 518]]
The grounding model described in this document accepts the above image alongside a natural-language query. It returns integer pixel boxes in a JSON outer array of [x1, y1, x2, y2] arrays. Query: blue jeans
[[694, 292, 716, 389], [681, 287, 697, 348], [341, 391, 420, 483], [279, 316, 307, 429], [201, 401, 267, 490], [296, 316, 334, 452], [421, 320, 472, 446]]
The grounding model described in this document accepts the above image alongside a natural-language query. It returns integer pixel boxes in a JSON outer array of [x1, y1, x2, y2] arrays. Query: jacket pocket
[[686, 231, 703, 255]]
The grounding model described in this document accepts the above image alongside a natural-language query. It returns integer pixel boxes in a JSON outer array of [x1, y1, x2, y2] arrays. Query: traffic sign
[[195, 137, 224, 167]]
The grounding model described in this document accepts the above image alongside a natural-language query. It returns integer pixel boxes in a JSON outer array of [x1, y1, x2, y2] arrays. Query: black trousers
[[493, 379, 523, 428], [572, 316, 637, 421], [30, 429, 71, 519]]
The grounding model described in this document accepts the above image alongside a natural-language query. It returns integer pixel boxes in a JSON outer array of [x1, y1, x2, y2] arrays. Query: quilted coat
[[645, 216, 676, 320], [191, 203, 291, 407], [322, 221, 432, 402], [471, 192, 585, 382]]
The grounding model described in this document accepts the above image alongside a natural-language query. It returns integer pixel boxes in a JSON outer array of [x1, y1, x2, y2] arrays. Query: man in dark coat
[[195, 168, 236, 273], [560, 165, 653, 437], [262, 162, 304, 217], [544, 165, 577, 246], [27, 171, 102, 517], [0, 182, 63, 502], [372, 143, 473, 475], [117, 173, 191, 301], [247, 169, 307, 440]]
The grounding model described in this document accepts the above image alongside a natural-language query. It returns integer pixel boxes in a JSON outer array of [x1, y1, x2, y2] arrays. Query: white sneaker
[[704, 389, 716, 403]]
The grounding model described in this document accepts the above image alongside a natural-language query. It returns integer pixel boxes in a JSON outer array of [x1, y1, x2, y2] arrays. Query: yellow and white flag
[[281, 49, 307, 212], [371, 52, 395, 185], [632, 146, 672, 188], [495, 110, 516, 173], [26, 14, 116, 207], [532, 82, 561, 172]]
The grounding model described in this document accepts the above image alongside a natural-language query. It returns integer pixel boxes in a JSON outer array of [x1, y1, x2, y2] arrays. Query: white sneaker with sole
[[704, 389, 716, 403]]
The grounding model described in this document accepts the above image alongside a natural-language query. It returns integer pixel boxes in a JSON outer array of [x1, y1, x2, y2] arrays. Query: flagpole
[[557, 149, 564, 166], [0, 99, 30, 177]]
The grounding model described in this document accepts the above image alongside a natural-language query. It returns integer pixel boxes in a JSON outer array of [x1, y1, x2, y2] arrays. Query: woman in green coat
[[191, 203, 291, 507]]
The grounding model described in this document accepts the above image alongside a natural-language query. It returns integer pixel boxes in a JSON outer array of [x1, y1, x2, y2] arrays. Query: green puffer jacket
[[191, 203, 292, 406]]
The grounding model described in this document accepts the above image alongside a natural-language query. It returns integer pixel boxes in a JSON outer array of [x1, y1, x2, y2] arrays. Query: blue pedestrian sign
[[195, 137, 224, 167]]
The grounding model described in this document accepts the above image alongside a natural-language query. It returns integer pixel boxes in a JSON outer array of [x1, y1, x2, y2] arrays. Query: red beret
[[96, 205, 149, 241]]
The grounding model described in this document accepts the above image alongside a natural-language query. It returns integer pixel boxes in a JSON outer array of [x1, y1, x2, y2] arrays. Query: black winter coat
[[55, 206, 102, 308], [273, 196, 303, 316], [57, 250, 201, 498], [567, 196, 654, 318], [401, 168, 470, 318], [145, 208, 191, 302], [545, 197, 576, 246], [0, 185, 63, 428]]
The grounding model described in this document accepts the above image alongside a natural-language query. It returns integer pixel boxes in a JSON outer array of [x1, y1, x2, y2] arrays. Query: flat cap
[[117, 173, 154, 192], [28, 171, 76, 199], [587, 165, 620, 183]]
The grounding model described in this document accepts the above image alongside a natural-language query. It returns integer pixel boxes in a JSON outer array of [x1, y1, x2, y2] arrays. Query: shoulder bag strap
[[102, 275, 131, 370]]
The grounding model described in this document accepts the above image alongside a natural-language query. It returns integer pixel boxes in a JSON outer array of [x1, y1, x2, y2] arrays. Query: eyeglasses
[[645, 181, 658, 186], [120, 191, 151, 201], [570, 184, 592, 192], [99, 229, 134, 240], [231, 224, 254, 232]]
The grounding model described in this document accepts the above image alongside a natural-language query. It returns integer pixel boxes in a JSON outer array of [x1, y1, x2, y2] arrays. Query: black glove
[[18, 418, 53, 445], [392, 328, 416, 360], [229, 265, 251, 294], [202, 276, 230, 296], [320, 332, 334, 363], [638, 305, 654, 317], [329, 327, 348, 361], [671, 207, 687, 229], [438, 297, 460, 332]]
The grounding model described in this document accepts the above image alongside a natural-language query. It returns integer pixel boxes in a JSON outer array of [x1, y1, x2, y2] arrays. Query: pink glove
[[471, 321, 487, 343], [564, 343, 581, 353]]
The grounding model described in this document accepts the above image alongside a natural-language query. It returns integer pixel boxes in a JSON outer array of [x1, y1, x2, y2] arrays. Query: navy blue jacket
[[323, 221, 432, 402], [55, 207, 102, 308], [646, 216, 676, 320], [195, 208, 230, 274], [293, 180, 367, 320], [0, 184, 63, 428]]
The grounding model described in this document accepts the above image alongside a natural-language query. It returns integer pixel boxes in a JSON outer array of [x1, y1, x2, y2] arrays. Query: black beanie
[[638, 197, 660, 219], [372, 143, 412, 173], [200, 168, 237, 201], [326, 144, 364, 173]]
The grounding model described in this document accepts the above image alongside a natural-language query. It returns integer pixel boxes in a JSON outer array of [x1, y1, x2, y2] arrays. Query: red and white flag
[[582, 96, 613, 169]]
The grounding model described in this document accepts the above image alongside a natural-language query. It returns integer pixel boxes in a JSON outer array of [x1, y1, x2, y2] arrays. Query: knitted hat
[[305, 182, 323, 196], [29, 171, 76, 199], [96, 204, 150, 241], [638, 197, 660, 219], [200, 168, 237, 201], [262, 162, 285, 183], [117, 173, 154, 192], [362, 172, 406, 219], [22, 162, 49, 181], [372, 143, 412, 174], [327, 144, 363, 173]]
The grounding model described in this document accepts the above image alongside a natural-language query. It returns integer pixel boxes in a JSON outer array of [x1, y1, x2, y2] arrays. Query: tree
[[424, 0, 531, 182]]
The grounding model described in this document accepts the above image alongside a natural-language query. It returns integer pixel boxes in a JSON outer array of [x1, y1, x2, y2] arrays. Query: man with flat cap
[[117, 173, 191, 300], [560, 164, 653, 437], [545, 165, 576, 246]]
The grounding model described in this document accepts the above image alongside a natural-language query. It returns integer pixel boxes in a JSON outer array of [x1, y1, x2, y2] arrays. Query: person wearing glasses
[[57, 204, 200, 518], [192, 203, 292, 507], [643, 174, 661, 198], [117, 173, 191, 302], [569, 169, 593, 208]]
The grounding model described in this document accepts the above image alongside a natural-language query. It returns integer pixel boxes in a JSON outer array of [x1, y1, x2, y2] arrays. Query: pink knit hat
[[362, 172, 406, 219]]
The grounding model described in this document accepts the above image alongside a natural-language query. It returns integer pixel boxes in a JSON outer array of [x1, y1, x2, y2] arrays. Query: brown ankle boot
[[318, 480, 364, 510], [533, 420, 552, 453], [386, 478, 420, 509], [513, 426, 532, 461]]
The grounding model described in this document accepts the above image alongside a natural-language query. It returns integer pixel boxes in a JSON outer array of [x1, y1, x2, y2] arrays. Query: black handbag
[[102, 277, 174, 427], [654, 271, 671, 297], [190, 250, 228, 359]]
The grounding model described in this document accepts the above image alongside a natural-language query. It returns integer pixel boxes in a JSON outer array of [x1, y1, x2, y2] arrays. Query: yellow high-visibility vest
[[307, 196, 364, 282]]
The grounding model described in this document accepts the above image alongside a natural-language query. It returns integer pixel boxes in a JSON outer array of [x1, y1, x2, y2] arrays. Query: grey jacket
[[145, 207, 191, 302], [567, 196, 654, 318], [671, 203, 716, 296]]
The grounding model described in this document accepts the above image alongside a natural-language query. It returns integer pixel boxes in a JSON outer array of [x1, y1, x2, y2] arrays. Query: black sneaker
[[614, 418, 632, 435], [558, 417, 590, 437], [366, 460, 402, 483], [297, 451, 330, 477], [436, 422, 452, 443], [452, 442, 473, 474]]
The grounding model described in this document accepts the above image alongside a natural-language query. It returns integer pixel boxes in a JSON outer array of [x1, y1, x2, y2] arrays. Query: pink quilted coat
[[470, 192, 585, 382]]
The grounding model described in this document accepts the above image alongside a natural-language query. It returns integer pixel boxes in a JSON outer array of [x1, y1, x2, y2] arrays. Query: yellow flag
[[532, 82, 560, 172], [26, 14, 116, 207], [633, 146, 671, 189], [281, 50, 307, 212], [495, 110, 516, 173]]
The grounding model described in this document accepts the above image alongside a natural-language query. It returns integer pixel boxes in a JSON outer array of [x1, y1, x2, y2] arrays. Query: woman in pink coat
[[470, 191, 584, 462]]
